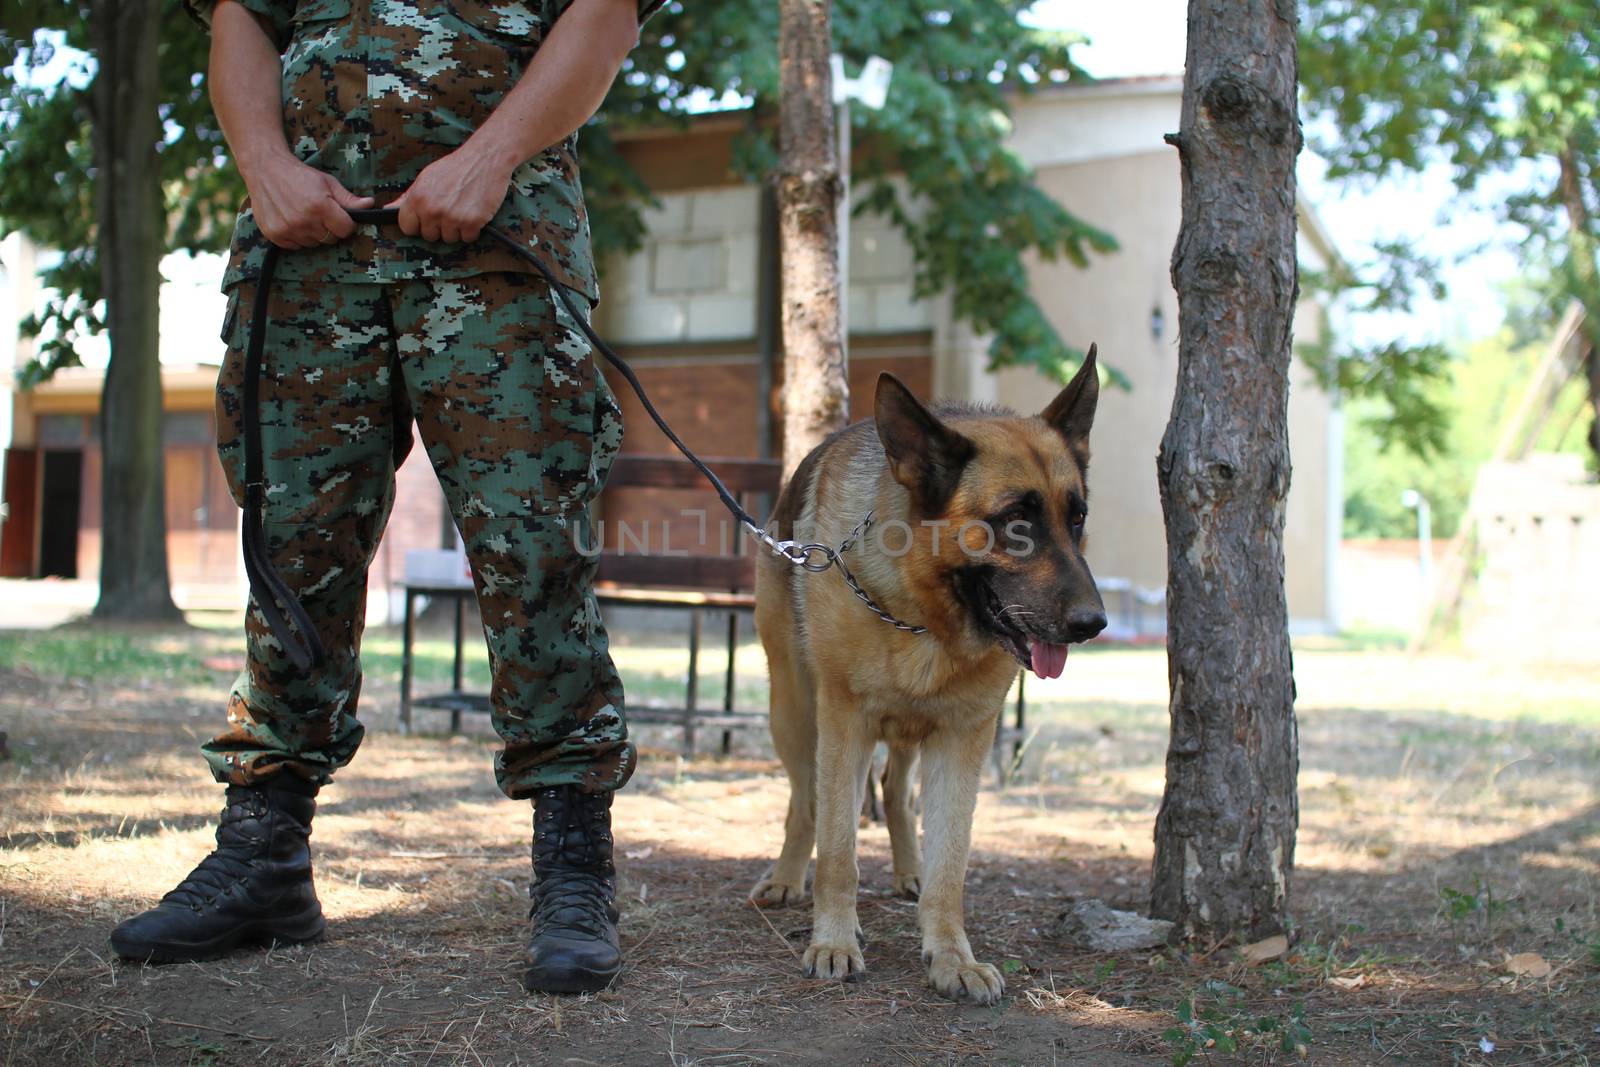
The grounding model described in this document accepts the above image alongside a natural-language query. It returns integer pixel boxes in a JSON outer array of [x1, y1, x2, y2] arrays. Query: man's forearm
[[464, 0, 640, 175], [209, 0, 372, 247], [209, 1, 296, 188]]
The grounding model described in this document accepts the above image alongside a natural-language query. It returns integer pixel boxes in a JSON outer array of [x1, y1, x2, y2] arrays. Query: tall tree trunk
[[776, 0, 846, 475], [91, 0, 180, 620], [1556, 147, 1600, 467], [1150, 0, 1300, 938]]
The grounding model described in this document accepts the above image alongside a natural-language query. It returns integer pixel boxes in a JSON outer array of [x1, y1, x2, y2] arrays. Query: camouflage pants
[[203, 272, 633, 797]]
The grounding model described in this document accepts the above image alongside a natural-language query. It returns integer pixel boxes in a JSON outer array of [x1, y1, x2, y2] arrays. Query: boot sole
[[522, 959, 623, 995], [111, 904, 326, 965]]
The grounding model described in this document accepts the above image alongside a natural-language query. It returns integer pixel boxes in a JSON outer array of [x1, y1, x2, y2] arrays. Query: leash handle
[[240, 241, 329, 671]]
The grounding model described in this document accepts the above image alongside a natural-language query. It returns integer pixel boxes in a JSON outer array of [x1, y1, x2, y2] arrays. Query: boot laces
[[530, 803, 615, 938], [530, 871, 614, 938], [160, 792, 267, 909]]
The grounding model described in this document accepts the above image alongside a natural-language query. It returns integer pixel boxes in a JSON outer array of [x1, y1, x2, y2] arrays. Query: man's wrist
[[462, 126, 527, 181], [233, 140, 300, 188]]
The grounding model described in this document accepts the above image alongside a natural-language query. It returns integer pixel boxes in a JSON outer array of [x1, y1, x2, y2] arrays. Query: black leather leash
[[240, 207, 922, 673]]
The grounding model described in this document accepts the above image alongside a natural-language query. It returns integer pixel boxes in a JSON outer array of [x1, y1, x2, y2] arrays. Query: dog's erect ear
[[1040, 343, 1099, 460], [874, 373, 974, 513]]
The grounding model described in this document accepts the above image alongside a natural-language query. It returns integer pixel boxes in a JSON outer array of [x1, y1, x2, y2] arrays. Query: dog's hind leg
[[882, 745, 922, 899], [749, 637, 817, 907]]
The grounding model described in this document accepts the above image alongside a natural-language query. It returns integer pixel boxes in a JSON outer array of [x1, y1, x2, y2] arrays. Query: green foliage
[[1300, 2, 1597, 195], [1341, 323, 1592, 539], [0, 5, 235, 383], [1300, 1, 1600, 458], [1437, 876, 1511, 939], [1162, 980, 1310, 1066], [1300, 243, 1453, 458], [1, 1, 1117, 389]]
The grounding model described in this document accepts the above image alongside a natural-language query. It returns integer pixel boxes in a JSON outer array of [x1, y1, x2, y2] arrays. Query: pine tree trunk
[[90, 0, 181, 620], [776, 0, 847, 475], [1150, 0, 1300, 938]]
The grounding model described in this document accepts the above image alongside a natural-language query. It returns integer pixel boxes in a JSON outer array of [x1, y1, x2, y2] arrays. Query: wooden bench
[[593, 454, 780, 756]]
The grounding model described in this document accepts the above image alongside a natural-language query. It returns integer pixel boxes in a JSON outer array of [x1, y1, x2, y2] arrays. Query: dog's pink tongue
[[1028, 638, 1069, 680]]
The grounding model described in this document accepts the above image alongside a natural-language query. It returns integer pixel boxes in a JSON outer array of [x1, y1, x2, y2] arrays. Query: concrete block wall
[[598, 183, 934, 344], [1463, 455, 1600, 664]]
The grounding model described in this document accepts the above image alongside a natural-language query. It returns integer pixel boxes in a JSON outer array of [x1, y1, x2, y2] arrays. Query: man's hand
[[248, 154, 376, 249], [387, 145, 514, 244]]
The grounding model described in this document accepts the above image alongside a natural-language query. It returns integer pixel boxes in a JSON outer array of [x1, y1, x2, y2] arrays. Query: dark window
[[38, 415, 86, 448], [164, 412, 212, 446]]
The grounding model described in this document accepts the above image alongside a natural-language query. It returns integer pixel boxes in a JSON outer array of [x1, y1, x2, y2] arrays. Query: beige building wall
[[994, 146, 1336, 628]]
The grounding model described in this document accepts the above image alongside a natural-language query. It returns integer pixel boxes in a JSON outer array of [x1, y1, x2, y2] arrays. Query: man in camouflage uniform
[[110, 0, 662, 994]]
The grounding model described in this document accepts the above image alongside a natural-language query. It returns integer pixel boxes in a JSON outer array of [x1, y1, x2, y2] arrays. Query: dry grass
[[1, 621, 1597, 1066]]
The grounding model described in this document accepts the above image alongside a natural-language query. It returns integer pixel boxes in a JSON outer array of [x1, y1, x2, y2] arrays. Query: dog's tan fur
[[750, 353, 1103, 1004]]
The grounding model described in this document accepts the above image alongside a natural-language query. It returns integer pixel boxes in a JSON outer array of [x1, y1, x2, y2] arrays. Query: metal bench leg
[[995, 671, 1027, 789], [684, 607, 701, 757], [451, 594, 466, 735], [721, 610, 738, 756], [1014, 670, 1026, 761], [400, 588, 417, 735]]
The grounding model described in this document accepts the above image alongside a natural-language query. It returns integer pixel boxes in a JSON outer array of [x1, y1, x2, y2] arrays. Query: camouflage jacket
[[188, 0, 667, 300]]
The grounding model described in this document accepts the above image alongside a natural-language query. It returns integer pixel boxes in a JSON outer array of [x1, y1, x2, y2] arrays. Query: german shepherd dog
[[749, 349, 1107, 1004]]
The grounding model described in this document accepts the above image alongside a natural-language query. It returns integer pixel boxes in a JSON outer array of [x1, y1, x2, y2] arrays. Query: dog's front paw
[[749, 877, 808, 907], [802, 940, 866, 981], [926, 951, 1004, 1005], [890, 871, 921, 900]]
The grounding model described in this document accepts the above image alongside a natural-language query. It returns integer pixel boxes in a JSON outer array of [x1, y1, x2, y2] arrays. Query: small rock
[[1055, 898, 1174, 952]]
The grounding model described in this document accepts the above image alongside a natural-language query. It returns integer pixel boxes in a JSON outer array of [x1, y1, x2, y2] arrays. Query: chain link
[[751, 510, 927, 635]]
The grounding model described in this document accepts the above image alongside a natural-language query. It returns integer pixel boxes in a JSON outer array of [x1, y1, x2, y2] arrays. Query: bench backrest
[[595, 454, 783, 592]]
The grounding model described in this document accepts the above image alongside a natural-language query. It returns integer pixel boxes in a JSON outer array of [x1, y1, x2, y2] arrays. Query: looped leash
[[240, 239, 325, 670], [240, 208, 924, 670]]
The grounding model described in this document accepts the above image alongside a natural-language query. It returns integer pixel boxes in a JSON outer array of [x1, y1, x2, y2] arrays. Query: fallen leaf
[[1328, 974, 1367, 990], [1505, 952, 1551, 978], [1242, 934, 1289, 964]]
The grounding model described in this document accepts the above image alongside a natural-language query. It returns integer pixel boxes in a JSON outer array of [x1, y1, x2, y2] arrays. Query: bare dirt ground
[[1, 615, 1597, 1066]]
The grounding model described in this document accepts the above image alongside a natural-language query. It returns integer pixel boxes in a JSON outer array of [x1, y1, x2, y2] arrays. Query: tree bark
[[776, 0, 847, 475], [1150, 0, 1300, 938], [90, 0, 181, 620]]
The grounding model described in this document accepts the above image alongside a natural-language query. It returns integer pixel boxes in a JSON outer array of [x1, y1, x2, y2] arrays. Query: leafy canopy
[[1299, 0, 1600, 458], [1, 1, 1117, 387], [0, 1, 232, 384]]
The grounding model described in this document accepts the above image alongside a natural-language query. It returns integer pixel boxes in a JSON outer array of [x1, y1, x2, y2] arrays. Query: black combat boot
[[523, 785, 622, 994], [110, 776, 324, 963]]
